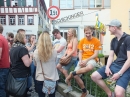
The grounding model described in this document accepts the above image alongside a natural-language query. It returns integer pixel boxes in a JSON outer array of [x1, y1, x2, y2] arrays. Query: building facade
[[110, 0, 130, 34], [0, 0, 50, 39], [50, 0, 111, 55]]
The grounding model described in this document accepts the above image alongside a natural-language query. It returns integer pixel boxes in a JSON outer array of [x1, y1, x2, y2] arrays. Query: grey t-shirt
[[53, 37, 67, 58], [111, 32, 130, 65]]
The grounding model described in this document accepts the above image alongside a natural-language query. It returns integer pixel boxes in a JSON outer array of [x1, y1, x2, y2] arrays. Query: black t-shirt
[[111, 32, 130, 65], [10, 46, 30, 78]]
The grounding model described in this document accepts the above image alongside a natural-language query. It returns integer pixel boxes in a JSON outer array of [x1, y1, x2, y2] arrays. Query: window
[[26, 0, 33, 7], [9, 16, 15, 25], [18, 0, 26, 7], [0, 16, 6, 25], [38, 16, 43, 27], [0, 0, 4, 6], [7, 0, 11, 6], [33, 0, 37, 7], [89, 0, 103, 8], [11, 0, 18, 7], [18, 15, 25, 25], [27, 16, 34, 25], [60, 0, 74, 9]]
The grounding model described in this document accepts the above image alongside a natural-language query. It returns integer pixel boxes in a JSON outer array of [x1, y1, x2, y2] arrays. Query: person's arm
[[85, 50, 99, 62], [118, 37, 130, 75], [78, 50, 83, 62], [119, 51, 130, 74], [57, 39, 67, 53], [0, 40, 2, 60], [26, 42, 35, 52], [22, 54, 32, 67], [57, 46, 65, 53], [66, 38, 78, 58], [0, 48, 2, 60], [20, 47, 32, 67], [106, 50, 114, 68]]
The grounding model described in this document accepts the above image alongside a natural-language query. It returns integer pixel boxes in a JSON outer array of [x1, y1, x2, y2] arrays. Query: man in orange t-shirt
[[66, 26, 101, 97]]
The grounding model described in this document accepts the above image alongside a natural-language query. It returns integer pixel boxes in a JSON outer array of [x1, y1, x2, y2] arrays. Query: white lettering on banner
[[53, 11, 84, 24], [13, 30, 32, 32]]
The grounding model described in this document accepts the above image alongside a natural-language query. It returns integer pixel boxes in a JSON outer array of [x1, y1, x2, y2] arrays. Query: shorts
[[97, 62, 130, 89], [56, 58, 60, 66], [62, 57, 77, 71], [74, 59, 97, 71]]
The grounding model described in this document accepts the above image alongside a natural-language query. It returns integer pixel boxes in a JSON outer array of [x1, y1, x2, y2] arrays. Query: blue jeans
[[0, 68, 9, 97], [36, 80, 55, 97], [27, 61, 36, 88]]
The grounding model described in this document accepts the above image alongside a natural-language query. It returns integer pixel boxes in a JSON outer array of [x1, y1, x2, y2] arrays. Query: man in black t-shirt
[[91, 19, 130, 97]]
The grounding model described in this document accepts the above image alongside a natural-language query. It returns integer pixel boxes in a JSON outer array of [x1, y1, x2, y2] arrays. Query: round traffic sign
[[47, 6, 60, 20]]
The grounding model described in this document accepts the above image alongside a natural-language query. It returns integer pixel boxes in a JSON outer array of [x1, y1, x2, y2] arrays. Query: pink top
[[66, 41, 77, 57]]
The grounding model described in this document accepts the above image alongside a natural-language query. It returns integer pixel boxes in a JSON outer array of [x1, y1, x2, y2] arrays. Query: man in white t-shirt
[[52, 29, 67, 65]]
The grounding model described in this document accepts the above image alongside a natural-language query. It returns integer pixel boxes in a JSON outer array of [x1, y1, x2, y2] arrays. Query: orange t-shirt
[[78, 37, 101, 60]]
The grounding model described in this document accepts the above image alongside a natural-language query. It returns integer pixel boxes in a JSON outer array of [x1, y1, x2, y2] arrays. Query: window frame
[[88, 0, 104, 9], [26, 0, 33, 7], [18, 15, 25, 25], [9, 15, 16, 25], [27, 15, 34, 25], [59, 0, 74, 10], [0, 15, 6, 25]]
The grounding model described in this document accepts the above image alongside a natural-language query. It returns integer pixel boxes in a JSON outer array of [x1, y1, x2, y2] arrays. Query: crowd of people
[[0, 19, 130, 97]]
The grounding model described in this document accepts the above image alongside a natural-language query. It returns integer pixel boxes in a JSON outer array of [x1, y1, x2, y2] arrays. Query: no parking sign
[[47, 6, 60, 20]]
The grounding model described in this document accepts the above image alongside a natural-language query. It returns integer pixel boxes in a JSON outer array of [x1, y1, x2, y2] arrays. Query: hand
[[61, 56, 66, 59], [79, 60, 88, 67], [111, 73, 120, 81], [29, 52, 33, 58], [32, 39, 36, 45], [105, 66, 112, 76]]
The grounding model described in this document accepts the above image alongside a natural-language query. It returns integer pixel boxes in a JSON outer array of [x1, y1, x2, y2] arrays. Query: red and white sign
[[47, 6, 60, 20]]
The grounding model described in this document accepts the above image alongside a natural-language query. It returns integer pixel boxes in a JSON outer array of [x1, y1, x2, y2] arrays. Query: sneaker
[[63, 86, 72, 93], [80, 90, 89, 97]]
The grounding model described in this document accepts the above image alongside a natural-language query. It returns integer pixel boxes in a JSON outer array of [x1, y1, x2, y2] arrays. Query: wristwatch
[[117, 72, 122, 76]]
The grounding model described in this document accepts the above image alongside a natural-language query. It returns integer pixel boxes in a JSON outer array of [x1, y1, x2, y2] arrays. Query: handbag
[[59, 55, 72, 66], [40, 60, 56, 94], [5, 71, 28, 97]]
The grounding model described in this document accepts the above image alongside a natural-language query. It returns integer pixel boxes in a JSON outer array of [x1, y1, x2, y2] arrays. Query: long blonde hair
[[67, 28, 77, 43], [37, 31, 53, 62]]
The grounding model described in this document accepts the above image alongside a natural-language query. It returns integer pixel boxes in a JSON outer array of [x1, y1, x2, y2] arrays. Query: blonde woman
[[57, 28, 78, 93], [33, 31, 59, 97]]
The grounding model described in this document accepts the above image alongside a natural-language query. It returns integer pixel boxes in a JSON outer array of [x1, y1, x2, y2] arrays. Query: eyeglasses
[[53, 33, 58, 36]]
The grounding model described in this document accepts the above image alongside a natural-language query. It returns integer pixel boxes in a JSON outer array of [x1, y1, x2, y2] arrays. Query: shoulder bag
[[40, 60, 56, 94]]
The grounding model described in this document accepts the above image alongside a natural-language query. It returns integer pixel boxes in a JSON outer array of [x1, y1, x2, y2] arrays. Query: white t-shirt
[[53, 37, 67, 58]]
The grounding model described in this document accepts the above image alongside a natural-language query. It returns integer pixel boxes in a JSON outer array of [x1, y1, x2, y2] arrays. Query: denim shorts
[[62, 57, 77, 71], [97, 62, 130, 89], [56, 58, 60, 66]]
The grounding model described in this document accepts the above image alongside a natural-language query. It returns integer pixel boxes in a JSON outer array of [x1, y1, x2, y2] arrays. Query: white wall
[[52, 9, 111, 55]]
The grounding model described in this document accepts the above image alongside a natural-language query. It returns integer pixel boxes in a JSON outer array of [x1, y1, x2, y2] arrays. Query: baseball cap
[[106, 19, 122, 27]]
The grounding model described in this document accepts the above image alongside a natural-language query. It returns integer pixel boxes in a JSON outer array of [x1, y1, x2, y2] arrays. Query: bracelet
[[72, 71, 77, 76]]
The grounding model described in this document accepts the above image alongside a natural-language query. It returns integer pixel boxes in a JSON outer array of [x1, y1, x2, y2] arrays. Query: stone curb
[[57, 82, 94, 97]]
